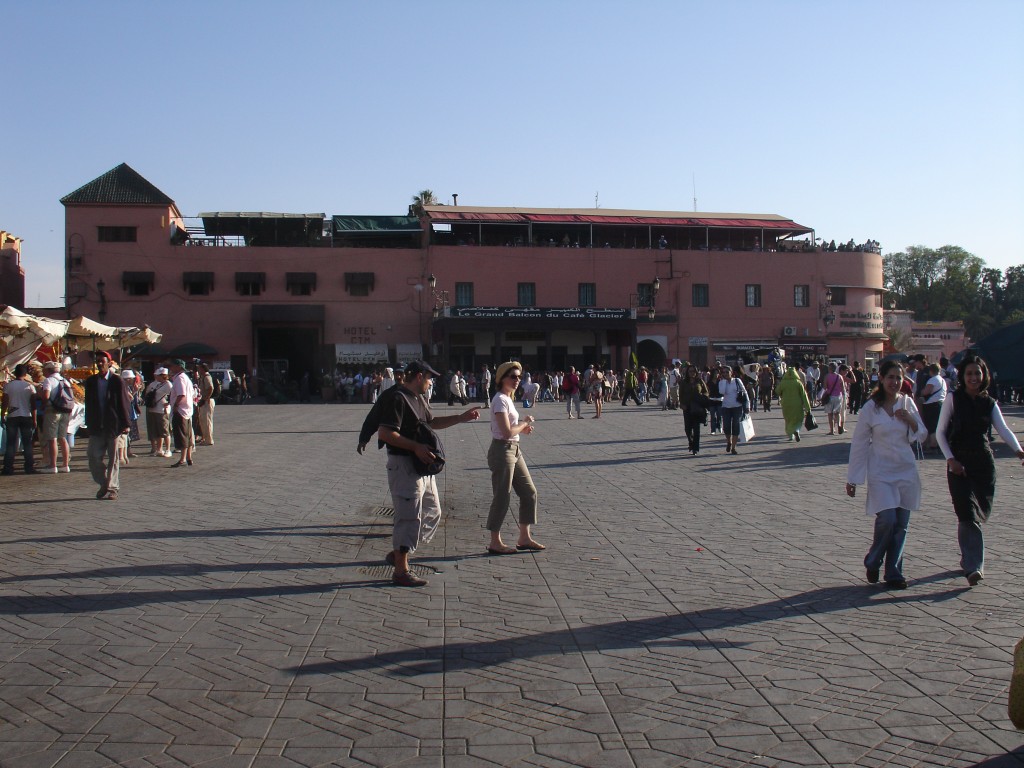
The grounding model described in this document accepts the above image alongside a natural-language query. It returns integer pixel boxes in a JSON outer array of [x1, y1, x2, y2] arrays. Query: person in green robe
[[776, 366, 811, 441]]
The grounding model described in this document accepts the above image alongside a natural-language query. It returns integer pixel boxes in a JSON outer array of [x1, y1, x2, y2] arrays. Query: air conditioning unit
[[783, 326, 797, 337]]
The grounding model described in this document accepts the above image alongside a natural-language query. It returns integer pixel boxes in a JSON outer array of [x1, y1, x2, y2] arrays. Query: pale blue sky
[[4, 0, 1022, 307]]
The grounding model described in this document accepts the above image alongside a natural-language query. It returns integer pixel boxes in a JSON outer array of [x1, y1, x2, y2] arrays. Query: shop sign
[[837, 311, 883, 331], [688, 337, 708, 346], [711, 340, 776, 351], [335, 343, 388, 364], [448, 307, 630, 320]]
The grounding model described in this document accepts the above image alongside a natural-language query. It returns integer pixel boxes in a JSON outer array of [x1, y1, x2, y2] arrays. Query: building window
[[745, 284, 762, 307], [344, 272, 375, 297], [692, 283, 709, 307], [518, 282, 536, 307], [794, 285, 810, 307], [455, 282, 474, 307], [829, 287, 847, 306], [637, 283, 655, 307], [286, 272, 316, 296], [98, 226, 137, 243], [182, 271, 214, 296], [874, 291, 883, 308], [235, 272, 266, 296], [578, 283, 596, 307], [122, 271, 154, 296]]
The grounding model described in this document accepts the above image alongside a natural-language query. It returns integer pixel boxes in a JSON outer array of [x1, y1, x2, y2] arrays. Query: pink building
[[0, 230, 26, 309], [61, 164, 885, 381], [911, 320, 970, 362]]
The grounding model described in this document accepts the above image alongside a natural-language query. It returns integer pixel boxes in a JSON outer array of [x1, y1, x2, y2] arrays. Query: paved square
[[1, 400, 1022, 767]]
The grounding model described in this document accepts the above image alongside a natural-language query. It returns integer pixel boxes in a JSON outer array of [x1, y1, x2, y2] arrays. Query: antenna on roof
[[692, 173, 697, 212], [594, 191, 600, 209]]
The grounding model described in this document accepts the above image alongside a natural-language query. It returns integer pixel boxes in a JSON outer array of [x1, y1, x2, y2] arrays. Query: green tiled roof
[[60, 163, 175, 206]]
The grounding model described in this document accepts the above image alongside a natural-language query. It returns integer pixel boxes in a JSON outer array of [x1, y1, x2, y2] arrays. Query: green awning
[[332, 215, 420, 232]]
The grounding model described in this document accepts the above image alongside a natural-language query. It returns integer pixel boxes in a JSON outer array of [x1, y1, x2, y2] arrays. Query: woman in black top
[[679, 365, 711, 455], [936, 355, 1024, 587]]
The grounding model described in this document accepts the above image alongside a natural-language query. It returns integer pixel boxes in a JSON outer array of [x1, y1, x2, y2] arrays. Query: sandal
[[516, 541, 546, 551], [487, 546, 518, 555]]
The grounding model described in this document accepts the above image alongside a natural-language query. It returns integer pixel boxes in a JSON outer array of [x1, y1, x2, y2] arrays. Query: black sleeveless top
[[947, 389, 996, 460]]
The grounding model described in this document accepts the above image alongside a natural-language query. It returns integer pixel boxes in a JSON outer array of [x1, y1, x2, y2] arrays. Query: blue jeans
[[709, 404, 722, 432], [3, 417, 36, 473], [864, 507, 911, 581]]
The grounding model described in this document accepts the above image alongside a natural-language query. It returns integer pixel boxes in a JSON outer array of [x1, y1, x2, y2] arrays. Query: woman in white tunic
[[845, 360, 928, 589]]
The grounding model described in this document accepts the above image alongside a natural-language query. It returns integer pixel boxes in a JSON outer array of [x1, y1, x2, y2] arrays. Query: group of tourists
[[1, 353, 219, 501]]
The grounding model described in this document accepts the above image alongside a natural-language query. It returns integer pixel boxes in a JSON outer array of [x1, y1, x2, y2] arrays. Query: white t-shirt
[[3, 379, 36, 417], [718, 378, 746, 408], [924, 375, 947, 404], [145, 380, 173, 414], [490, 392, 520, 441], [171, 372, 194, 419], [43, 373, 63, 410]]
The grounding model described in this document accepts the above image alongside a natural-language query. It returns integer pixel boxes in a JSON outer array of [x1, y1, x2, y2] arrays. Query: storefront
[[434, 307, 639, 373], [710, 339, 778, 367]]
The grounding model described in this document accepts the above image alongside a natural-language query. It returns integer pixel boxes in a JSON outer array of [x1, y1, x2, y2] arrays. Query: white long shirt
[[846, 395, 928, 516]]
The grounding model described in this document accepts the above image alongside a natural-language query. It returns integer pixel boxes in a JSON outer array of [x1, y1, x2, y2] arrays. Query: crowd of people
[[4, 346, 1021, 595], [349, 352, 1021, 591], [1, 354, 221, 500]]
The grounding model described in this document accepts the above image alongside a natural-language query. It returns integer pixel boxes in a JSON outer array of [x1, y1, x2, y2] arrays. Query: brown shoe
[[102, 490, 118, 501]]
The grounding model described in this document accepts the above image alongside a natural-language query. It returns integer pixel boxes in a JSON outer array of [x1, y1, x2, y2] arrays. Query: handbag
[[804, 411, 819, 431], [820, 392, 831, 405]]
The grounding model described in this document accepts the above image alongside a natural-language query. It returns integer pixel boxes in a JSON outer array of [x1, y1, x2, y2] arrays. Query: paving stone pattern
[[1, 399, 1023, 767]]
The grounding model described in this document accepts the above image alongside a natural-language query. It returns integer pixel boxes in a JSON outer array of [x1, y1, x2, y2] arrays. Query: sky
[[3, 0, 1022, 308]]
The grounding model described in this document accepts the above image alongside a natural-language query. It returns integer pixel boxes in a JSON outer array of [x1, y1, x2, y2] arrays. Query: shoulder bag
[[397, 392, 446, 475]]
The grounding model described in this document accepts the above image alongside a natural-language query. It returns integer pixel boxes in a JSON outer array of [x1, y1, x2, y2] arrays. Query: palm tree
[[410, 189, 439, 217]]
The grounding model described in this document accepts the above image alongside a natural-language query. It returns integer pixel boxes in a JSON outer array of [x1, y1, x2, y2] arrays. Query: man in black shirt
[[375, 360, 479, 586]]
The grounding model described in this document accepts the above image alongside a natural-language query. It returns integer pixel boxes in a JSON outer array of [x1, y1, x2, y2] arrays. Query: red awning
[[428, 210, 808, 230]]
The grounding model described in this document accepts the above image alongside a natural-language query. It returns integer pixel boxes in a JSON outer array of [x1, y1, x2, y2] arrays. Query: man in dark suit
[[84, 351, 132, 500]]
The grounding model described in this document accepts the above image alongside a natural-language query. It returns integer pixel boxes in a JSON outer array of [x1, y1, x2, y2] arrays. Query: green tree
[[409, 189, 439, 217], [885, 244, 1024, 341]]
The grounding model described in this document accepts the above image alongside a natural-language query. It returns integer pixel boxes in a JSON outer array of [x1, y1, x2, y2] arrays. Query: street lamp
[[819, 287, 835, 329], [427, 273, 450, 318], [97, 278, 107, 321]]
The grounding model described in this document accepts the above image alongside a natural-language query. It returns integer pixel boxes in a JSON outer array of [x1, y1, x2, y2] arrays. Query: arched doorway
[[637, 338, 666, 370]]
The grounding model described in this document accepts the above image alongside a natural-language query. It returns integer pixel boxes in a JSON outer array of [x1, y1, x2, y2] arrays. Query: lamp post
[[427, 273, 450, 318], [97, 278, 107, 322], [427, 274, 450, 368], [648, 276, 660, 320], [819, 287, 835, 329]]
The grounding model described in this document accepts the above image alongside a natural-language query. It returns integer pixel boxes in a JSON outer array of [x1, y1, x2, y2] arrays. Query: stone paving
[[1, 397, 1023, 768]]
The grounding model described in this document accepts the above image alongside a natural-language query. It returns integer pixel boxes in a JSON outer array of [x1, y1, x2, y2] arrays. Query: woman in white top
[[935, 354, 1024, 586], [486, 362, 543, 554], [919, 363, 947, 451], [845, 360, 928, 589], [717, 366, 747, 455]]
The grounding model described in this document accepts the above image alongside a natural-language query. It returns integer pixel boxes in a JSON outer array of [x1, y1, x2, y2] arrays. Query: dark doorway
[[256, 327, 319, 389], [636, 338, 666, 370]]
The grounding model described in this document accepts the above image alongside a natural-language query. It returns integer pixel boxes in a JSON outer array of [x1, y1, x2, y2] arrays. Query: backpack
[[144, 385, 157, 409], [210, 374, 223, 399], [50, 379, 76, 414]]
